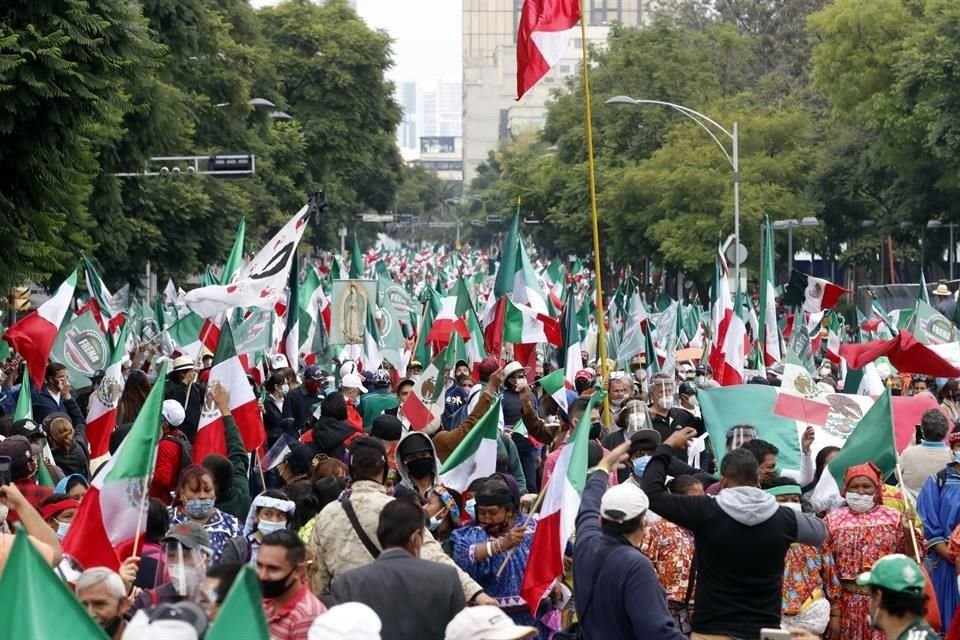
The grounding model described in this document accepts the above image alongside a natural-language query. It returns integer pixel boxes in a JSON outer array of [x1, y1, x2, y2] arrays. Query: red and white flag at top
[[708, 246, 745, 386], [516, 0, 582, 99]]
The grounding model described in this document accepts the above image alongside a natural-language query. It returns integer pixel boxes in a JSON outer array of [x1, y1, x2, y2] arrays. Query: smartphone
[[760, 629, 792, 640], [915, 424, 923, 445], [0, 455, 11, 486]]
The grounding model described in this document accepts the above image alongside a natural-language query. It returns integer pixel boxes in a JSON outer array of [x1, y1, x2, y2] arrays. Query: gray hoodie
[[395, 431, 441, 498]]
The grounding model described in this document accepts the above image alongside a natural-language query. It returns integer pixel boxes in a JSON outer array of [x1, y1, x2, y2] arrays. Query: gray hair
[[75, 567, 126, 599], [921, 409, 950, 442]]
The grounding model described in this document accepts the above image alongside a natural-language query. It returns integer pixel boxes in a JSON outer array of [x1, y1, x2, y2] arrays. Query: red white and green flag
[[62, 364, 167, 571], [4, 270, 78, 389], [759, 218, 782, 366], [193, 324, 265, 461], [502, 297, 561, 347], [782, 270, 848, 314], [424, 287, 469, 350], [11, 364, 55, 488], [82, 256, 126, 334], [438, 397, 503, 492], [86, 322, 130, 459], [707, 247, 745, 385], [520, 390, 605, 613], [401, 350, 452, 430], [537, 368, 569, 414]]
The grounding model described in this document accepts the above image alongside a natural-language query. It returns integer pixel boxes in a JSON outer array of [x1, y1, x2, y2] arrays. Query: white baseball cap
[[270, 354, 290, 370], [308, 602, 382, 640], [445, 606, 537, 640], [161, 400, 186, 427], [339, 360, 358, 378], [600, 481, 650, 523], [340, 373, 367, 393]]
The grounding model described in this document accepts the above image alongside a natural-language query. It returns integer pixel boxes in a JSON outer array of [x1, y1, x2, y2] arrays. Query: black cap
[[678, 381, 697, 397], [0, 435, 34, 479], [349, 436, 387, 466], [285, 443, 316, 476], [371, 414, 403, 441], [629, 429, 663, 453], [10, 418, 42, 441], [396, 433, 434, 460]]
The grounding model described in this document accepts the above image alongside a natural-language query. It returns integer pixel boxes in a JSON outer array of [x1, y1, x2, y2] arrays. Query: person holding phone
[[30, 362, 84, 427]]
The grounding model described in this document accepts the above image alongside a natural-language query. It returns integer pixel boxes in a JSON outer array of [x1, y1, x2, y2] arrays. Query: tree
[[0, 0, 164, 292]]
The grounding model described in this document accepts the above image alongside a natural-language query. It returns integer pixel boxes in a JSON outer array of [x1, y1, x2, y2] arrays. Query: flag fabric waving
[[839, 329, 960, 378], [759, 218, 782, 366], [516, 0, 581, 99], [401, 351, 451, 431], [62, 364, 167, 571], [205, 566, 270, 640], [782, 270, 848, 314], [4, 270, 78, 388], [520, 390, 605, 614], [438, 397, 502, 492], [85, 322, 129, 458]]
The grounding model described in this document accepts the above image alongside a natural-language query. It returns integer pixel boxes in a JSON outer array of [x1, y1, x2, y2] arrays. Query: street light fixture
[[606, 95, 741, 282], [927, 220, 957, 279], [770, 217, 819, 274]]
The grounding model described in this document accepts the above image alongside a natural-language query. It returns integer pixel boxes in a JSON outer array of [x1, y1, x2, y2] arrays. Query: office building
[[397, 81, 418, 151]]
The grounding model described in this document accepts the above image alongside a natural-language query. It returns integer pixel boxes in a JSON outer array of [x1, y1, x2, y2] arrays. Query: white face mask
[[257, 519, 287, 536], [281, 384, 290, 395], [781, 502, 802, 513], [56, 520, 70, 540], [656, 396, 675, 410], [686, 396, 699, 409], [846, 492, 876, 513], [168, 563, 204, 597]]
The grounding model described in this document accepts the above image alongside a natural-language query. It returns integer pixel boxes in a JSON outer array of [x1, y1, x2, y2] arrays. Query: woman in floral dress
[[822, 462, 923, 640], [168, 464, 241, 563]]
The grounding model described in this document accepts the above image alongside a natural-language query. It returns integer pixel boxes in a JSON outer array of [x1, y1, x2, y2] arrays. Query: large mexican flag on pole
[[438, 397, 502, 492], [62, 364, 167, 571]]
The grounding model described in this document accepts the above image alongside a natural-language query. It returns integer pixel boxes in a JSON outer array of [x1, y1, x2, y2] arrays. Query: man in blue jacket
[[573, 440, 688, 639], [31, 362, 85, 427]]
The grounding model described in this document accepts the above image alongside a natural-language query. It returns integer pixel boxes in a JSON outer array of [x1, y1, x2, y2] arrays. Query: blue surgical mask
[[632, 455, 651, 477], [954, 451, 960, 465], [56, 520, 70, 540], [257, 519, 287, 536], [428, 515, 443, 531], [465, 498, 477, 520], [183, 498, 216, 520]]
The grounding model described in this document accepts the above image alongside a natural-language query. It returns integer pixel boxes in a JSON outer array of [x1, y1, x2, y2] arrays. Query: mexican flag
[[362, 303, 384, 372], [401, 350, 451, 430], [4, 270, 77, 388], [782, 270, 848, 314], [62, 364, 167, 571], [424, 288, 469, 351], [82, 256, 126, 334], [193, 324, 265, 460], [219, 218, 246, 285], [520, 390, 605, 614], [206, 566, 270, 640], [502, 297, 561, 346], [438, 397, 502, 492], [759, 218, 782, 366], [840, 329, 960, 378], [0, 532, 109, 638], [86, 322, 129, 459], [559, 292, 581, 388], [281, 251, 300, 373], [12, 365, 55, 488], [808, 390, 898, 512], [537, 368, 569, 416]]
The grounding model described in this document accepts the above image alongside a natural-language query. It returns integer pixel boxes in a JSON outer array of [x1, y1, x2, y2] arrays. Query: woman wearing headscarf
[[220, 489, 295, 565], [450, 474, 545, 638], [822, 462, 924, 640]]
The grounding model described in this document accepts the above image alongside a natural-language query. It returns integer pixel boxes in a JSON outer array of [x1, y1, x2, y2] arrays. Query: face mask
[[781, 502, 802, 513], [891, 388, 902, 396], [846, 492, 876, 513], [589, 421, 602, 440], [56, 520, 70, 540], [259, 568, 295, 599], [632, 455, 651, 477], [257, 519, 287, 536], [611, 398, 623, 410], [168, 563, 203, 597], [352, 396, 361, 406], [406, 457, 434, 480], [656, 396, 675, 410], [686, 396, 699, 409], [514, 377, 527, 387], [281, 384, 289, 394], [484, 520, 511, 537], [183, 498, 216, 520], [428, 514, 444, 531], [464, 499, 476, 520]]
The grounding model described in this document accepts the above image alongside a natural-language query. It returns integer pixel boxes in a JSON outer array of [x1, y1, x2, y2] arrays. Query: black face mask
[[891, 388, 902, 397], [104, 616, 123, 637], [260, 568, 296, 599], [406, 457, 434, 480], [589, 421, 602, 440]]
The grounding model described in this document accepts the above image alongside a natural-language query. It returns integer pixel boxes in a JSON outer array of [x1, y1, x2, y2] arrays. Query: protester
[[396, 378, 415, 408], [289, 365, 327, 433], [803, 445, 840, 510], [407, 360, 424, 378], [196, 561, 243, 621], [200, 382, 251, 520], [822, 462, 922, 640], [39, 492, 79, 540], [221, 489, 296, 565], [330, 500, 465, 640], [257, 530, 327, 640], [939, 379, 960, 425], [369, 413, 403, 468], [743, 431, 816, 488], [501, 361, 540, 493], [117, 370, 151, 425], [0, 481, 61, 573], [450, 475, 543, 636], [444, 606, 538, 640], [855, 554, 940, 639], [123, 601, 209, 640], [304, 392, 356, 461], [288, 477, 345, 543], [395, 429, 441, 500], [358, 368, 398, 429], [149, 399, 191, 504], [55, 472, 89, 501], [264, 372, 295, 448], [917, 444, 960, 630], [308, 436, 489, 603], [643, 427, 827, 638], [308, 602, 383, 640], [279, 443, 317, 486], [606, 373, 630, 412], [31, 362, 85, 426], [165, 356, 202, 441], [340, 372, 367, 432], [46, 412, 90, 479], [571, 440, 687, 639], [901, 408, 953, 498], [76, 567, 130, 639], [135, 498, 169, 589], [168, 464, 242, 563], [766, 477, 841, 637], [0, 434, 53, 516], [129, 522, 212, 616], [432, 367, 503, 461]]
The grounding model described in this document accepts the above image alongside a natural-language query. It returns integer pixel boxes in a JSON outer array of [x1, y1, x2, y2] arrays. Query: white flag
[[183, 205, 311, 317]]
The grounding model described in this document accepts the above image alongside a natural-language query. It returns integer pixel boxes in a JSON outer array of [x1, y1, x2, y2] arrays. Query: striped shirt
[[264, 583, 326, 640]]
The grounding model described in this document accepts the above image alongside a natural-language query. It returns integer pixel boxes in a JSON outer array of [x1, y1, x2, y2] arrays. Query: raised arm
[[641, 429, 712, 532]]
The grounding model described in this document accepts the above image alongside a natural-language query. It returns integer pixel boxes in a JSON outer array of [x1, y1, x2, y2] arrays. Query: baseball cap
[[478, 356, 499, 380], [171, 356, 197, 372], [372, 369, 391, 387], [341, 373, 367, 393], [308, 602, 382, 640], [629, 428, 662, 452], [270, 354, 290, 370], [856, 554, 926, 593], [396, 433, 434, 460], [349, 436, 387, 466], [444, 605, 537, 640], [285, 443, 317, 476], [574, 369, 595, 382], [408, 360, 423, 370], [147, 602, 208, 639], [339, 360, 359, 378], [304, 365, 325, 381], [0, 435, 35, 479], [10, 418, 43, 442], [600, 482, 650, 523], [678, 381, 697, 397], [162, 399, 186, 427], [371, 415, 403, 442], [162, 522, 211, 552], [503, 361, 525, 379]]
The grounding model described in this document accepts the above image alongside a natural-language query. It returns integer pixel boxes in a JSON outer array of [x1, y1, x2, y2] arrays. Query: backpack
[[162, 431, 193, 472], [443, 386, 483, 430]]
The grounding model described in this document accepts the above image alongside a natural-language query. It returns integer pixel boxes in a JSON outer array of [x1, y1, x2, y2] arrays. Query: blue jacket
[[29, 384, 86, 427], [573, 470, 687, 640]]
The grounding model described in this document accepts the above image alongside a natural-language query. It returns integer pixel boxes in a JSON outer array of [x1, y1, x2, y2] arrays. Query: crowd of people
[[3, 337, 960, 640]]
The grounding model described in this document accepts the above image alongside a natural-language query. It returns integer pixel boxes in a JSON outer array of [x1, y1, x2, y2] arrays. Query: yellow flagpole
[[577, 3, 610, 424]]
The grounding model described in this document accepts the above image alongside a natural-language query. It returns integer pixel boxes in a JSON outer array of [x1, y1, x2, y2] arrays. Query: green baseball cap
[[856, 554, 925, 593]]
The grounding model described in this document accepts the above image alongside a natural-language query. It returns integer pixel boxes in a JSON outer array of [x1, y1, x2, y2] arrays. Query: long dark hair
[[811, 445, 841, 489], [117, 370, 151, 424]]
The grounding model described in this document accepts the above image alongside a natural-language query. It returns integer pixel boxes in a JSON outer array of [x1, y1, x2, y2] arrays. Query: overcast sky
[[250, 0, 462, 88]]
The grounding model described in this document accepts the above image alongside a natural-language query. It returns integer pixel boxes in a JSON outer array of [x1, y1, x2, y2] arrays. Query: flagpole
[[495, 483, 548, 578], [577, 3, 611, 425]]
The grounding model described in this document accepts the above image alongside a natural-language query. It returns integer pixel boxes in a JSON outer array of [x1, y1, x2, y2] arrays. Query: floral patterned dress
[[823, 504, 920, 640], [168, 507, 242, 564]]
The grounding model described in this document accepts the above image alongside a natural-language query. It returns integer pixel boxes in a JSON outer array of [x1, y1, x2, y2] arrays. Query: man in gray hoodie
[[642, 427, 827, 639]]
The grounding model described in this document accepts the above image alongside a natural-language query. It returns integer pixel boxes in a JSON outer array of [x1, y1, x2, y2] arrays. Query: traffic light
[[13, 286, 30, 312]]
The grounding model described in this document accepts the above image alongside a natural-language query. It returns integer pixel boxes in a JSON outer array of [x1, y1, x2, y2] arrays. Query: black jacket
[[573, 471, 687, 639], [263, 396, 295, 447], [310, 416, 355, 461], [51, 441, 89, 479], [642, 444, 827, 638], [288, 386, 323, 434], [330, 548, 465, 640]]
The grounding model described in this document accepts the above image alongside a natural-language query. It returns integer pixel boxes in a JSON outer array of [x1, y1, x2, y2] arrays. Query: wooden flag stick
[[495, 481, 549, 578]]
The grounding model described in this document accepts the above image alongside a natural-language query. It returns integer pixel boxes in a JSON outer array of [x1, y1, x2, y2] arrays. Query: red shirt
[[8, 479, 52, 524], [263, 582, 326, 640], [149, 430, 186, 504]]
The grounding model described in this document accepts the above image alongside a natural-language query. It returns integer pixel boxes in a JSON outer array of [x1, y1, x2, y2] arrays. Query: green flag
[[220, 218, 246, 285], [13, 364, 32, 422], [350, 236, 364, 279], [206, 566, 270, 640], [0, 532, 108, 637]]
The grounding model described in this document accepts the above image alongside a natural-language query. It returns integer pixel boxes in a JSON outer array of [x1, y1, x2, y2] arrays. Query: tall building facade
[[397, 81, 418, 151], [462, 0, 644, 186]]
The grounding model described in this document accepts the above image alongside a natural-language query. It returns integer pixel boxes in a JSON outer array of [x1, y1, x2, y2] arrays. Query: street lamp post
[[771, 217, 819, 275], [927, 220, 957, 280], [606, 96, 741, 282]]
